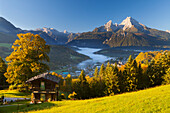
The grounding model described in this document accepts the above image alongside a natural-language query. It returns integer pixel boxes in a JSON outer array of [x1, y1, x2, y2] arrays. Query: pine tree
[[125, 55, 133, 75], [128, 59, 138, 91], [162, 67, 170, 84], [114, 62, 118, 72], [0, 57, 8, 89], [99, 64, 105, 77], [75, 70, 90, 99], [105, 62, 110, 76], [124, 56, 139, 91], [65, 74, 72, 93], [119, 70, 128, 92], [93, 64, 106, 97], [94, 67, 98, 77], [127, 55, 133, 66], [146, 51, 170, 87], [79, 70, 86, 82], [88, 77, 97, 98], [159, 51, 170, 85], [113, 62, 120, 93], [136, 63, 150, 89], [104, 62, 119, 95]]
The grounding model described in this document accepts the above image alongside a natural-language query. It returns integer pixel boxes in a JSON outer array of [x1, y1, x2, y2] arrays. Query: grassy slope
[[0, 43, 12, 48], [1, 85, 170, 113], [0, 43, 12, 58], [0, 32, 17, 43], [0, 90, 30, 98]]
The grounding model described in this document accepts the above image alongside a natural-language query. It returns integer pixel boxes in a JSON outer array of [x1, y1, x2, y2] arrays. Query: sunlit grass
[[0, 90, 30, 98], [31, 85, 170, 113], [1, 85, 170, 113]]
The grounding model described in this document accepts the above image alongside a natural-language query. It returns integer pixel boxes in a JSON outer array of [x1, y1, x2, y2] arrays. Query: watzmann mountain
[[92, 17, 148, 33], [0, 16, 169, 48], [68, 17, 170, 48]]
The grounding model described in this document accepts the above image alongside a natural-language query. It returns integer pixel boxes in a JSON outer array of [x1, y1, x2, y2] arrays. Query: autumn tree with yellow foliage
[[5, 33, 50, 84]]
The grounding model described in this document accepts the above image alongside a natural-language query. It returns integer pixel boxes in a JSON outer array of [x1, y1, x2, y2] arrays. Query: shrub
[[9, 84, 17, 90], [48, 98, 51, 102], [68, 92, 77, 100], [40, 98, 44, 102], [60, 93, 65, 99], [17, 84, 29, 92], [17, 84, 23, 91], [31, 93, 34, 102], [109, 93, 115, 96]]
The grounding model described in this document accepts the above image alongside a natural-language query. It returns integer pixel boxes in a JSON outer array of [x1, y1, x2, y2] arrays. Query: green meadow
[[0, 43, 12, 48], [0, 84, 170, 113]]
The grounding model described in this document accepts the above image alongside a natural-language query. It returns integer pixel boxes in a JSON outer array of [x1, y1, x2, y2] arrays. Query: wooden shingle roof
[[26, 72, 60, 84]]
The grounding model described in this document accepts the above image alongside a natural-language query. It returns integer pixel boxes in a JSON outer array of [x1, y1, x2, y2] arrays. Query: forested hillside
[[54, 50, 170, 99], [135, 50, 165, 64], [48, 45, 90, 70]]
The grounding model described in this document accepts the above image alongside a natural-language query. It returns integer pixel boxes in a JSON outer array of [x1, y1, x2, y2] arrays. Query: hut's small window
[[41, 82, 45, 90]]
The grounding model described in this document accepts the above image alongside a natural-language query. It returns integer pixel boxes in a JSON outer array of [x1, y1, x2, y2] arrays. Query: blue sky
[[0, 0, 170, 33]]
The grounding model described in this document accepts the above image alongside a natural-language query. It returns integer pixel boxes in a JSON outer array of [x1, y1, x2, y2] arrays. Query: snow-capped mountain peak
[[120, 16, 144, 30], [120, 17, 138, 25], [35, 27, 60, 34], [166, 30, 170, 33], [104, 20, 114, 31], [94, 17, 148, 32], [115, 23, 118, 26], [34, 27, 70, 44], [104, 20, 113, 27], [103, 20, 121, 31], [64, 29, 70, 34]]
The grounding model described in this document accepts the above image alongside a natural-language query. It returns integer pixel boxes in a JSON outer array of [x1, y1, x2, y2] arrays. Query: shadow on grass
[[0, 102, 57, 113]]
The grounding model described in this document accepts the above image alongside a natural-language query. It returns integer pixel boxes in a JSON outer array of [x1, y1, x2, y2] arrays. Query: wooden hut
[[26, 72, 60, 101]]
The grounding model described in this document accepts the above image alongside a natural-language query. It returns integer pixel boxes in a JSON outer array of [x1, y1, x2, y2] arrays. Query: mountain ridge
[[0, 16, 169, 48], [68, 16, 170, 48], [0, 17, 22, 34]]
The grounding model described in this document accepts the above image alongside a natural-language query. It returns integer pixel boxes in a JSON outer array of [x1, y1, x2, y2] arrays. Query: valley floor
[[0, 84, 170, 113]]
